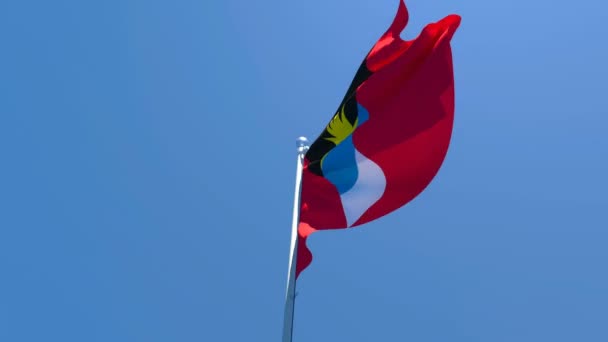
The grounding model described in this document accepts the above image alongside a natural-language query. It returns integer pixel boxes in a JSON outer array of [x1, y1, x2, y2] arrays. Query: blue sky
[[1, 0, 607, 341]]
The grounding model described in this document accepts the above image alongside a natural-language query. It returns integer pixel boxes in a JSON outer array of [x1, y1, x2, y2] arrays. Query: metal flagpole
[[282, 137, 309, 342]]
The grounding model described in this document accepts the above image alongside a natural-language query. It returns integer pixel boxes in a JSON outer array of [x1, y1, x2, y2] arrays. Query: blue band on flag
[[321, 104, 370, 194]]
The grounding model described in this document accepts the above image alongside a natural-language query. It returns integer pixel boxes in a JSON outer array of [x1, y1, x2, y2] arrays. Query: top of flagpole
[[296, 136, 309, 155]]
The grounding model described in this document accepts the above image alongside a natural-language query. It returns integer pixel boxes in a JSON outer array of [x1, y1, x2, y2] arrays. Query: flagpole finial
[[296, 136, 309, 154]]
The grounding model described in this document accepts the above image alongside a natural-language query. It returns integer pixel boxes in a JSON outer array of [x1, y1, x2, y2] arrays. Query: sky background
[[1, 0, 607, 341]]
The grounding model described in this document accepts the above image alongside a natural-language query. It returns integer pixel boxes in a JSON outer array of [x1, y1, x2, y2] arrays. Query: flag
[[296, 0, 461, 278]]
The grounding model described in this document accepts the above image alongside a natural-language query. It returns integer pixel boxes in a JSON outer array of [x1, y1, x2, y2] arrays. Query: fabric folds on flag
[[296, 0, 461, 278]]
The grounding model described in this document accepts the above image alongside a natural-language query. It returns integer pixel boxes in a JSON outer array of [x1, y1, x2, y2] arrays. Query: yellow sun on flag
[[324, 104, 358, 146]]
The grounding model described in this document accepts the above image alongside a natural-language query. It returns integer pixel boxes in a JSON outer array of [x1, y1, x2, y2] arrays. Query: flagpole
[[282, 137, 309, 342]]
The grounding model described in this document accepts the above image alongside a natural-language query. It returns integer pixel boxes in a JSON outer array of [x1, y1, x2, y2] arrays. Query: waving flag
[[296, 0, 461, 277]]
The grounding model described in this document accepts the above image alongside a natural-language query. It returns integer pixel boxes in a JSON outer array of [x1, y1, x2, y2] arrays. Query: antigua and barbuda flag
[[296, 0, 461, 278]]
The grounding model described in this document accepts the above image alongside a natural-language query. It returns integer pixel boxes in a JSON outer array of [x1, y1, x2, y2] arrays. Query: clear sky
[[1, 0, 607, 341]]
